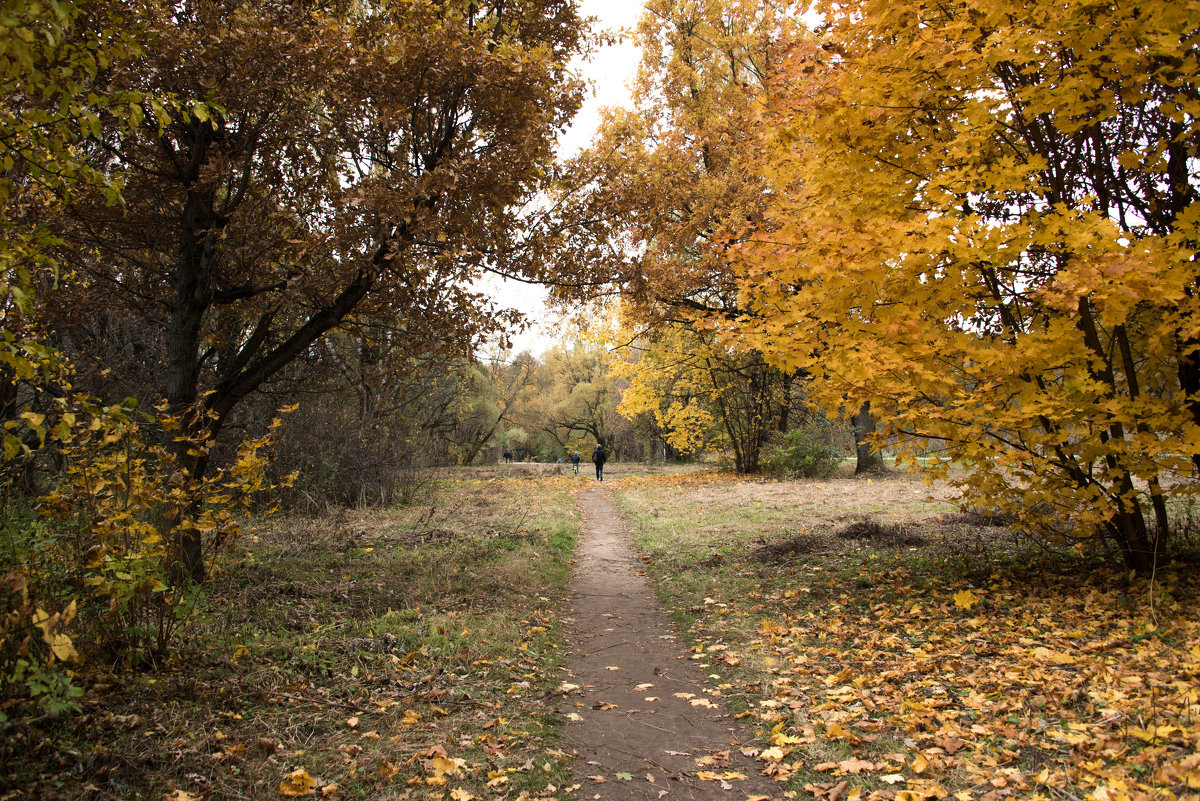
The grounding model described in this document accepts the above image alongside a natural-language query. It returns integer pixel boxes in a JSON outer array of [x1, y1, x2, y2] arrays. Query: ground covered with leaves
[[1, 466, 584, 801], [614, 468, 1200, 801]]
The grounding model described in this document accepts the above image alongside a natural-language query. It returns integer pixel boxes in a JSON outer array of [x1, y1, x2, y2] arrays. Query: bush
[[761, 425, 840, 479], [269, 403, 436, 510]]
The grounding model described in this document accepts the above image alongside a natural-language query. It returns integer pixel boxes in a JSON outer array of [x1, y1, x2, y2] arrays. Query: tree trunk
[[166, 190, 220, 581], [1178, 332, 1200, 474], [851, 401, 884, 474]]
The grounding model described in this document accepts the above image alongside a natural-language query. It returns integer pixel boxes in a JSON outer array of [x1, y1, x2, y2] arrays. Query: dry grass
[[1, 471, 581, 801]]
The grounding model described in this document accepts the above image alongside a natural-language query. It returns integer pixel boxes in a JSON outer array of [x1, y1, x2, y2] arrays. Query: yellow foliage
[[726, 0, 1200, 569]]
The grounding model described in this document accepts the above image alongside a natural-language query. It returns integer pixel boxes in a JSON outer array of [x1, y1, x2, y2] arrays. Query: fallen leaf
[[430, 755, 466, 776], [761, 746, 787, 762], [953, 589, 979, 610], [280, 768, 316, 797]]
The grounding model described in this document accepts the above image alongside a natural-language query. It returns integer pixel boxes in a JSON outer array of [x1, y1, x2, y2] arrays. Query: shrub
[[761, 425, 840, 479]]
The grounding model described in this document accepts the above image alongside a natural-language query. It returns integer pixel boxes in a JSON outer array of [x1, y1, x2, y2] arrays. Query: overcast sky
[[482, 0, 646, 356], [557, 0, 646, 157]]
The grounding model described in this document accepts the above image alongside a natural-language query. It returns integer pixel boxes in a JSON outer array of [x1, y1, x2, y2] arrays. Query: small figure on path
[[591, 443, 607, 481], [570, 451, 581, 474], [502, 449, 512, 463]]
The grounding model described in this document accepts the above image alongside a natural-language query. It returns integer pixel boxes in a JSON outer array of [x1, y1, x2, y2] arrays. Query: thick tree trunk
[[167, 190, 220, 581], [851, 401, 884, 474], [1108, 476, 1157, 575]]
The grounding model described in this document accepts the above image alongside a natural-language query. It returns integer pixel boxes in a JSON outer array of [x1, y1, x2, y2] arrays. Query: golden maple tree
[[727, 0, 1200, 571]]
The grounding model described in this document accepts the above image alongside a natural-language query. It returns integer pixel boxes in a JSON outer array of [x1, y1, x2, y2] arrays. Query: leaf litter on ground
[[613, 468, 1200, 801]]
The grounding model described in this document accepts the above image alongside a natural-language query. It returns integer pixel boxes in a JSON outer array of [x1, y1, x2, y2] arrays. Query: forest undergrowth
[[614, 468, 1200, 801], [2, 469, 584, 801]]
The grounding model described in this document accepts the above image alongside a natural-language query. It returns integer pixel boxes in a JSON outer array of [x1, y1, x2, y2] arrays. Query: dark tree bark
[[851, 401, 884, 474]]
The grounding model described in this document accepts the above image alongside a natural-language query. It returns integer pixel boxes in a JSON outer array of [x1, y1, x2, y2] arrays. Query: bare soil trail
[[560, 485, 783, 801]]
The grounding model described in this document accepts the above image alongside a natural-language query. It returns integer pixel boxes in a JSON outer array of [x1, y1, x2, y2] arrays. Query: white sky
[[557, 0, 646, 158], [482, 0, 645, 356]]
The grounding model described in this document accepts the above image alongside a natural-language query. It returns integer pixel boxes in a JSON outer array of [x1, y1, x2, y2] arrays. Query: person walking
[[570, 451, 581, 474], [591, 443, 607, 481]]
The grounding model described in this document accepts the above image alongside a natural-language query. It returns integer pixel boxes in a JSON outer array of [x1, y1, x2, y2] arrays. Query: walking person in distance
[[591, 442, 607, 481]]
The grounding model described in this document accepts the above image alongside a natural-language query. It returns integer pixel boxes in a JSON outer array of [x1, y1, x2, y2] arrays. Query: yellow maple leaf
[[952, 590, 979, 610], [430, 755, 466, 775], [760, 746, 786, 762], [449, 789, 475, 801], [280, 767, 316, 797]]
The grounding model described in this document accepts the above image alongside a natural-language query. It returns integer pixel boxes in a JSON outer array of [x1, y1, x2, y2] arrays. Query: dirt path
[[560, 486, 783, 801]]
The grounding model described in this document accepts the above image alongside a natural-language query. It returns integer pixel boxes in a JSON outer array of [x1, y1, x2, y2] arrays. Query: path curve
[[560, 486, 782, 800]]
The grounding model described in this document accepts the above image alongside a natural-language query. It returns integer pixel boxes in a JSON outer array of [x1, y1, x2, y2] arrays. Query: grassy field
[[2, 467, 585, 800], [612, 465, 1200, 801]]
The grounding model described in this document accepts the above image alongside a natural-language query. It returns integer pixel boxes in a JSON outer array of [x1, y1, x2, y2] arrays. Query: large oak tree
[[43, 0, 587, 575]]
